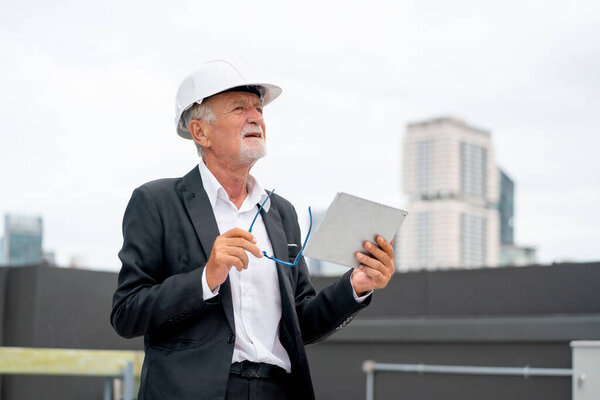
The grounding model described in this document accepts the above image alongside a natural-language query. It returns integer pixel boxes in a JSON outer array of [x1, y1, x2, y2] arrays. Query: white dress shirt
[[198, 161, 291, 371], [198, 161, 370, 373]]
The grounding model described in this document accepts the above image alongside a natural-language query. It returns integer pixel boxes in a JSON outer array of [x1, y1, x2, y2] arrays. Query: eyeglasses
[[248, 189, 312, 267]]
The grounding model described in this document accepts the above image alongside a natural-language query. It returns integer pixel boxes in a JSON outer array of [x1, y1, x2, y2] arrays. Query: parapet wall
[[1, 262, 599, 399]]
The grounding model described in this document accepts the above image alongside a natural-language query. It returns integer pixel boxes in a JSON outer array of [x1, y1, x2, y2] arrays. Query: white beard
[[239, 125, 267, 164]]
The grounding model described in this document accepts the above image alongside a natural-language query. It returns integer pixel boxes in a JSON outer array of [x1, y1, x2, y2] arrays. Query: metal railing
[[0, 347, 144, 400], [362, 361, 574, 400]]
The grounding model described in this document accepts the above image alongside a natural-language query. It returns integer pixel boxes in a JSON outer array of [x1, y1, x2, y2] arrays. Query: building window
[[499, 170, 515, 245], [416, 212, 430, 268], [417, 140, 432, 197], [460, 142, 487, 198], [461, 213, 486, 268]]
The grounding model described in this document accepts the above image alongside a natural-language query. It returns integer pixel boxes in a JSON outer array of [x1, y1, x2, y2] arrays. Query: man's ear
[[189, 120, 211, 149]]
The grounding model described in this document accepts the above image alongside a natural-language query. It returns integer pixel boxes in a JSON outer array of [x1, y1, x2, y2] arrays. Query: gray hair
[[182, 102, 217, 157]]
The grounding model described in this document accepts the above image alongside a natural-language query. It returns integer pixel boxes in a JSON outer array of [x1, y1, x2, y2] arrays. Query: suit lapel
[[181, 166, 220, 257], [260, 201, 289, 266], [261, 199, 295, 329], [181, 166, 235, 333]]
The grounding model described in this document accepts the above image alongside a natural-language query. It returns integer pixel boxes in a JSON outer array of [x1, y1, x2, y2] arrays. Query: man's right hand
[[205, 228, 263, 291]]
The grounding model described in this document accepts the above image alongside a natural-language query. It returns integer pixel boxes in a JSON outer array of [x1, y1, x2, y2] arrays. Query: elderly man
[[111, 60, 395, 400]]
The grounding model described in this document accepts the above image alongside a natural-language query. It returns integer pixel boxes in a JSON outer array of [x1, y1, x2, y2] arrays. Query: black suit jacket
[[111, 166, 370, 400]]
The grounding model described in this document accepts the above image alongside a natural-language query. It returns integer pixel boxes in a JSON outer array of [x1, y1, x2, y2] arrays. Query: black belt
[[230, 361, 288, 379]]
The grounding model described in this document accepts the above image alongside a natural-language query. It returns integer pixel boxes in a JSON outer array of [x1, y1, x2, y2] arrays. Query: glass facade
[[498, 170, 515, 245], [417, 140, 432, 197], [416, 212, 431, 268], [460, 142, 487, 198], [460, 213, 487, 268]]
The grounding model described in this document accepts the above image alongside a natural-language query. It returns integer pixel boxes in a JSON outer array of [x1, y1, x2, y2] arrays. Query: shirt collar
[[198, 161, 270, 212]]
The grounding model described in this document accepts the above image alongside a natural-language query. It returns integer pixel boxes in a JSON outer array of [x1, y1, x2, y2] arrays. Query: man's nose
[[247, 108, 263, 124]]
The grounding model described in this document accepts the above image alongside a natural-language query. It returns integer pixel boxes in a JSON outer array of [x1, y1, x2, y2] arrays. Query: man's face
[[202, 91, 266, 167]]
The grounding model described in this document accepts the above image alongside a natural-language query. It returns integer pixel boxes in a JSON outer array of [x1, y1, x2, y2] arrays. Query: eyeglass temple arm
[[263, 206, 312, 267], [249, 188, 275, 233], [295, 206, 312, 261]]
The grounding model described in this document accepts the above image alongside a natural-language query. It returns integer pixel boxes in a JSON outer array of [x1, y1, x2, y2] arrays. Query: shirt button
[[227, 334, 235, 344]]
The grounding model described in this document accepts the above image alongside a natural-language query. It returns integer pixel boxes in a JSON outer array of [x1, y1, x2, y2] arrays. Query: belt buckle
[[241, 361, 261, 378], [250, 363, 261, 378]]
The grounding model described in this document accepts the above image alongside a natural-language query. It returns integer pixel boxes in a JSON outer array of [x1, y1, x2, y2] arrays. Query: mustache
[[242, 125, 263, 135]]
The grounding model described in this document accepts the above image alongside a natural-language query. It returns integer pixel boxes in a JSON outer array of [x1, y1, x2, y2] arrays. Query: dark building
[[497, 170, 537, 266], [498, 169, 514, 246]]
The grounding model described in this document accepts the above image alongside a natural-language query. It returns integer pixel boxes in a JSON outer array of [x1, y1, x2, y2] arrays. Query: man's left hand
[[351, 236, 395, 296]]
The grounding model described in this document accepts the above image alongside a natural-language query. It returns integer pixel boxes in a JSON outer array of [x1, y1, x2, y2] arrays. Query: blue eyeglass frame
[[248, 189, 312, 267]]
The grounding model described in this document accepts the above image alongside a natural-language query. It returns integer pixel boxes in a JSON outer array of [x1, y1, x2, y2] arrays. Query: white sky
[[1, 0, 599, 270]]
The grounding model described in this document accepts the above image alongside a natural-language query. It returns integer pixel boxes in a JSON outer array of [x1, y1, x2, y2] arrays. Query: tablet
[[303, 193, 408, 268]]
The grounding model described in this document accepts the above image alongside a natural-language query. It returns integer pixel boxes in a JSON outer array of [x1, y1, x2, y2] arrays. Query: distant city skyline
[[1, 213, 43, 266]]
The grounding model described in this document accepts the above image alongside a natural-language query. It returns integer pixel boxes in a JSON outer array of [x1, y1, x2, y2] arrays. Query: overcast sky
[[1, 0, 599, 271]]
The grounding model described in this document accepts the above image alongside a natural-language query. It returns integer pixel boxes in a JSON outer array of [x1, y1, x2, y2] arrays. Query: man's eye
[[256, 108, 263, 114], [234, 106, 244, 111]]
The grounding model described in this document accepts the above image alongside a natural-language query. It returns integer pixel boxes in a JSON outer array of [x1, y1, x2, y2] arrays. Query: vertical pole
[[122, 361, 135, 400], [103, 378, 112, 400], [366, 369, 375, 400], [363, 360, 376, 400]]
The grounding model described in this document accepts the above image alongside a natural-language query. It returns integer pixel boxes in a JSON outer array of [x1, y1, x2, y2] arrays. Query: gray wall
[[308, 262, 600, 400], [1, 262, 599, 399], [0, 266, 142, 399]]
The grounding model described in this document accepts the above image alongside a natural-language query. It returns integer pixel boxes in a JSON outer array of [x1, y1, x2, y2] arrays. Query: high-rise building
[[498, 169, 515, 245], [398, 117, 500, 270], [1, 214, 43, 266], [496, 169, 538, 266]]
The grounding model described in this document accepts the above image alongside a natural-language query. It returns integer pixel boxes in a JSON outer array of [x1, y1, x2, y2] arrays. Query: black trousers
[[225, 373, 291, 400]]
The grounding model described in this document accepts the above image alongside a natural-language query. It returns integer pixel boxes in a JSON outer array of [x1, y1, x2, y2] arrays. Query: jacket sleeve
[[110, 186, 217, 339]]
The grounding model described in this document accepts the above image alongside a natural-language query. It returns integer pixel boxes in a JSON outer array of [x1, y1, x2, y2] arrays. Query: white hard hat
[[174, 60, 282, 139]]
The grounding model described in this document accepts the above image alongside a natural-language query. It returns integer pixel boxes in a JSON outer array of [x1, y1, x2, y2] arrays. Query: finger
[[363, 241, 390, 265], [357, 264, 384, 283], [227, 246, 250, 269], [221, 254, 245, 271], [355, 251, 386, 272], [233, 264, 244, 272], [376, 236, 394, 259], [225, 237, 263, 258], [222, 228, 258, 244]]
